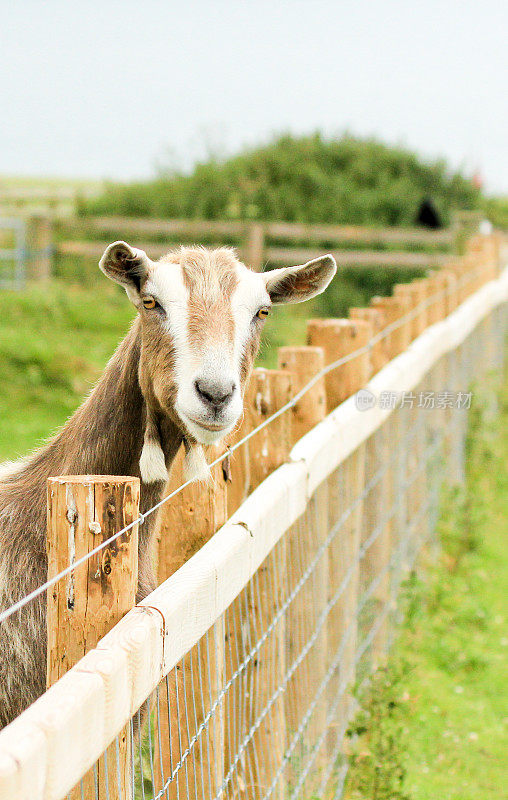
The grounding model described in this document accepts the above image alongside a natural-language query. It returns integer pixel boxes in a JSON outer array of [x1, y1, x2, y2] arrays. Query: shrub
[[81, 133, 480, 227]]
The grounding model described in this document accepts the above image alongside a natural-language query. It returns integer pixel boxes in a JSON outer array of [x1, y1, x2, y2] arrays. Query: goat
[[0, 243, 336, 728]]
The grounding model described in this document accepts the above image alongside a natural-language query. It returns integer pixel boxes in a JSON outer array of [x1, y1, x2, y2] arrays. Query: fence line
[[14, 212, 478, 277], [0, 261, 484, 627], [56, 238, 450, 271], [0, 208, 488, 280], [60, 215, 457, 246], [0, 235, 506, 800]]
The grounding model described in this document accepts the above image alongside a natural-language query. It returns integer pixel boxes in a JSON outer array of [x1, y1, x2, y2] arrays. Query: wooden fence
[[0, 233, 506, 800], [15, 212, 486, 281], [55, 215, 457, 270]]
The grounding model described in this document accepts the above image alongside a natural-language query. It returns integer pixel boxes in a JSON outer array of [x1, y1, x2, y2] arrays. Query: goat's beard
[[183, 439, 211, 483]]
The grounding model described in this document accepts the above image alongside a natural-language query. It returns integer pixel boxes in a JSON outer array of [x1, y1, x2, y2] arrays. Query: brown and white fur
[[0, 243, 336, 728]]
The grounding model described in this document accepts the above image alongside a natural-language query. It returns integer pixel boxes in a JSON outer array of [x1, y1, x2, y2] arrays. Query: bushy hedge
[[81, 133, 480, 227], [482, 196, 508, 230]]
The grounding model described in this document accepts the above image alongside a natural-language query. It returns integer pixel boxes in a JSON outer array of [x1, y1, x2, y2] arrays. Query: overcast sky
[[1, 0, 507, 193]]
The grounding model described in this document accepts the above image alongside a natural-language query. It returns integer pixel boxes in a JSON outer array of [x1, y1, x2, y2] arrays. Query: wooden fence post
[[157, 443, 228, 576], [410, 279, 428, 334], [227, 366, 294, 517], [244, 368, 293, 489], [27, 214, 52, 280], [491, 231, 507, 278], [423, 273, 443, 326], [47, 474, 140, 800], [349, 307, 389, 374], [428, 271, 448, 323], [440, 269, 459, 316], [416, 277, 433, 331], [224, 368, 292, 799], [306, 323, 371, 762], [360, 420, 394, 673], [276, 347, 330, 796], [393, 280, 427, 339], [244, 222, 265, 272], [306, 319, 373, 412], [460, 255, 481, 298], [247, 369, 292, 799], [369, 295, 411, 358], [278, 346, 326, 441], [466, 234, 498, 283], [444, 259, 468, 305], [155, 443, 228, 799], [226, 378, 255, 517]]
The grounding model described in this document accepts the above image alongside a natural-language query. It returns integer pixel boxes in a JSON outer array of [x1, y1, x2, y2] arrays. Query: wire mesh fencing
[[61, 299, 507, 800]]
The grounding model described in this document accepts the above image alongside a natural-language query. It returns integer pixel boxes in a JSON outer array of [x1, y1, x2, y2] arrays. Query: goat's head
[[100, 242, 336, 481]]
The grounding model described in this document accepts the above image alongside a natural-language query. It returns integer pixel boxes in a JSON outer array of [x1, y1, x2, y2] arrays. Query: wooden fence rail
[[60, 215, 456, 246], [57, 239, 451, 270], [54, 216, 457, 272], [9, 213, 481, 279], [0, 233, 506, 799], [2, 210, 488, 279]]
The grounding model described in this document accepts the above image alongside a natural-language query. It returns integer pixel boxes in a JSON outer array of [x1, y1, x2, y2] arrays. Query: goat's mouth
[[187, 417, 227, 432], [178, 411, 236, 445]]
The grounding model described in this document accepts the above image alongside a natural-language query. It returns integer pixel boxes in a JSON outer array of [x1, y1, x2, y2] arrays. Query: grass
[[345, 374, 508, 800], [0, 281, 134, 460]]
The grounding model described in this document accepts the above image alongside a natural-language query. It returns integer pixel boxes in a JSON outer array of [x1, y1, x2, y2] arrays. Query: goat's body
[[0, 245, 335, 730], [0, 320, 181, 728]]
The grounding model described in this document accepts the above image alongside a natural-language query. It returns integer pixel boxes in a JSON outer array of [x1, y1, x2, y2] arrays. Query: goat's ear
[[263, 255, 337, 305], [99, 241, 152, 301]]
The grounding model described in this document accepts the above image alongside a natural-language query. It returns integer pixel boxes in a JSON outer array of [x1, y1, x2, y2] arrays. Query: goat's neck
[[23, 317, 183, 520], [0, 318, 183, 601]]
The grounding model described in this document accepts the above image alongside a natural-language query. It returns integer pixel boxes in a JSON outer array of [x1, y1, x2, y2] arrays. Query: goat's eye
[[255, 307, 270, 320], [142, 296, 157, 310]]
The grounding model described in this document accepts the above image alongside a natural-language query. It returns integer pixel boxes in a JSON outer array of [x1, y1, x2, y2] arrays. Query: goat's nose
[[195, 378, 236, 409]]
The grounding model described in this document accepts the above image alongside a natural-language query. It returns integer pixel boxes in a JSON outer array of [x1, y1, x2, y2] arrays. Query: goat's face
[[100, 243, 336, 445]]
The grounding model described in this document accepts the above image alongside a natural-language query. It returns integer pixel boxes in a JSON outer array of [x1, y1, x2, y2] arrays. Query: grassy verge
[[344, 375, 508, 800], [0, 281, 135, 460]]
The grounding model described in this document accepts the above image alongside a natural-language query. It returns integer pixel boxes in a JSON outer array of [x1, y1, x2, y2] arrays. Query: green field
[[0, 281, 134, 460], [345, 376, 508, 800]]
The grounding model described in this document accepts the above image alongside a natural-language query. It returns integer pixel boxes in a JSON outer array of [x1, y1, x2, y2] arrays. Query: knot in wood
[[102, 554, 112, 576], [66, 508, 77, 524], [222, 453, 232, 483], [88, 521, 101, 535]]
